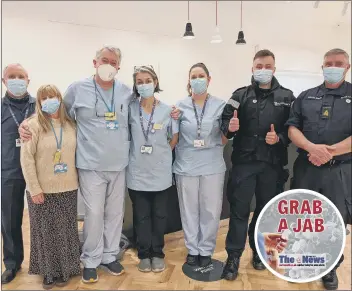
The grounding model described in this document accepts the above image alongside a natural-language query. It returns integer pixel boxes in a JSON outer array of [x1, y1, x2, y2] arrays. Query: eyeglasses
[[134, 65, 155, 72]]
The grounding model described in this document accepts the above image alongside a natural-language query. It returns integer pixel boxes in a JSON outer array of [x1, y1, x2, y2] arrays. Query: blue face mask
[[137, 83, 155, 98], [323, 67, 345, 84], [6, 79, 27, 97], [41, 98, 61, 114], [253, 69, 274, 85], [190, 78, 208, 95]]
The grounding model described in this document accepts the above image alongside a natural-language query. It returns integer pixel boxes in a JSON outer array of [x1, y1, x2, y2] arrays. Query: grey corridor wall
[[77, 140, 299, 239]]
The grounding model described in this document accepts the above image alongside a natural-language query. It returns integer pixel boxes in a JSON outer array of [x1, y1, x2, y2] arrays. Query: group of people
[[1, 45, 350, 291]]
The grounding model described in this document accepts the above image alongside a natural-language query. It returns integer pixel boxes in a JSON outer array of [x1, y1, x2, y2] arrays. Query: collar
[[251, 75, 280, 92], [3, 92, 35, 105], [316, 81, 349, 97]]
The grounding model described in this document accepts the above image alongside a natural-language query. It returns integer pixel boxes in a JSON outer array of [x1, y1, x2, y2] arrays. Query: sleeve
[[285, 92, 304, 130], [168, 118, 179, 137], [221, 91, 241, 139], [63, 83, 77, 120], [277, 92, 296, 147], [20, 122, 43, 196]]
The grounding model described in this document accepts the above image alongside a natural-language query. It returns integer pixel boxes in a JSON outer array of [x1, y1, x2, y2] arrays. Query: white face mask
[[97, 64, 117, 82]]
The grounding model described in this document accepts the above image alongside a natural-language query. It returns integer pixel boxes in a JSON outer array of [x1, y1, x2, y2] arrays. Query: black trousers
[[226, 161, 279, 257], [292, 157, 352, 270], [129, 188, 169, 259], [1, 178, 26, 270]]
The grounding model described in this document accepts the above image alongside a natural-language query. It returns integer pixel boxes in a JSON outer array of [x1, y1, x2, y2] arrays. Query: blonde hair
[[35, 84, 75, 132]]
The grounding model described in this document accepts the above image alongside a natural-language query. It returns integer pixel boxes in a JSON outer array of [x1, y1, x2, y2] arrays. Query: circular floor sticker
[[182, 259, 223, 282], [254, 189, 346, 283]]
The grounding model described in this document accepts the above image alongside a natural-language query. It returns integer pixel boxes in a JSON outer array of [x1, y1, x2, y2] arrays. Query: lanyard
[[50, 120, 63, 151], [192, 95, 209, 139], [139, 98, 156, 143], [8, 106, 29, 127], [93, 78, 115, 112]]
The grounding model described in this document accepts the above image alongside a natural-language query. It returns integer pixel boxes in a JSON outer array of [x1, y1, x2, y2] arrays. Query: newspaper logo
[[278, 254, 326, 269]]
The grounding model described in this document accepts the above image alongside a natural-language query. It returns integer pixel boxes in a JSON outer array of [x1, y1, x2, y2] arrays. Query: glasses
[[134, 65, 155, 72]]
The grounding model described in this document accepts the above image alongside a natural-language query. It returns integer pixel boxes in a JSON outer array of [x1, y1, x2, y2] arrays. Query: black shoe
[[42, 277, 55, 290], [55, 276, 69, 287], [199, 256, 212, 267], [99, 260, 125, 276], [322, 269, 338, 290], [186, 254, 198, 266], [1, 267, 20, 284], [82, 268, 98, 283], [252, 251, 266, 270], [221, 256, 240, 281]]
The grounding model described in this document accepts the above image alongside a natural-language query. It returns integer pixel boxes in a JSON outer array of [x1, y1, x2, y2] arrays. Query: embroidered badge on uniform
[[227, 99, 240, 109]]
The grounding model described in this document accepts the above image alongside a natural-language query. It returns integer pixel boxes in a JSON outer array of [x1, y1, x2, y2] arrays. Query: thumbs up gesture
[[229, 110, 240, 132], [266, 124, 279, 145]]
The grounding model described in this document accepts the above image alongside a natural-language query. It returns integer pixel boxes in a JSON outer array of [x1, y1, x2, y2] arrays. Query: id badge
[[106, 121, 119, 130], [321, 106, 331, 119], [153, 123, 163, 130], [54, 163, 68, 174], [105, 112, 116, 121], [140, 145, 153, 154], [194, 139, 205, 148], [15, 138, 22, 147]]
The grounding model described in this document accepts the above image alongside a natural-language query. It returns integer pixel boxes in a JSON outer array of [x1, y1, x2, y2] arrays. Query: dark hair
[[253, 49, 275, 61], [133, 65, 162, 97], [187, 62, 210, 96]]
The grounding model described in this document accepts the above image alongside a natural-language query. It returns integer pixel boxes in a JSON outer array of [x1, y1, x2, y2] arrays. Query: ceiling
[[2, 1, 351, 51]]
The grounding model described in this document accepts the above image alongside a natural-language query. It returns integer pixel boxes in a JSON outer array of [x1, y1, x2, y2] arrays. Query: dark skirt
[[27, 190, 81, 281]]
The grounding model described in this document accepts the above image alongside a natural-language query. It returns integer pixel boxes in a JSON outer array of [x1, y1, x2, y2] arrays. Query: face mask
[[6, 79, 28, 97], [41, 98, 61, 114], [137, 83, 154, 98], [190, 78, 208, 95], [97, 64, 117, 82], [323, 67, 345, 84], [253, 69, 274, 85]]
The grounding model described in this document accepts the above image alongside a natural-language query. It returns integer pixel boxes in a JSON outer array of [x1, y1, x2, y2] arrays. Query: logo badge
[[254, 189, 346, 283], [346, 99, 351, 104], [253, 99, 257, 103]]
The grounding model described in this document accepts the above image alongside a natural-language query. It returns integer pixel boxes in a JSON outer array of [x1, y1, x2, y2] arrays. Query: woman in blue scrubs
[[173, 63, 227, 267], [127, 66, 178, 273]]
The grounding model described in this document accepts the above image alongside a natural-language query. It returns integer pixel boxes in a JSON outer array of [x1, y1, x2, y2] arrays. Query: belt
[[318, 159, 351, 167]]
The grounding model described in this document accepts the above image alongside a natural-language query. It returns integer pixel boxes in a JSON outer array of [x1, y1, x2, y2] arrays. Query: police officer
[[220, 50, 295, 280], [1, 64, 36, 284], [287, 48, 351, 290]]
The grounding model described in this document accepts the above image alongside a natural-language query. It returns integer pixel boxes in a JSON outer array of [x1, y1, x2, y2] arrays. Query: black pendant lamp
[[183, 1, 195, 39], [236, 1, 246, 45]]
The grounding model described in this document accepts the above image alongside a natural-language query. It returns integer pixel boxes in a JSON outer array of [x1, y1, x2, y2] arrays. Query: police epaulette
[[279, 85, 293, 93], [232, 86, 247, 94]]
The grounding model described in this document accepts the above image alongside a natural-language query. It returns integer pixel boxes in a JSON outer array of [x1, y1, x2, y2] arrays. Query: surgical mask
[[137, 83, 154, 98], [190, 78, 207, 95], [6, 79, 28, 97], [323, 67, 345, 84], [41, 98, 61, 114], [253, 69, 274, 85], [97, 64, 117, 82]]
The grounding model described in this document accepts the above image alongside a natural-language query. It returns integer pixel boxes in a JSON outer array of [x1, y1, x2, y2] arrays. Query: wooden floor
[[2, 210, 351, 290]]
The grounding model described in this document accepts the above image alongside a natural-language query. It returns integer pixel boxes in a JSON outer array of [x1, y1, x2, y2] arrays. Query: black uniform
[[221, 76, 295, 257], [286, 81, 352, 228], [1, 93, 36, 270]]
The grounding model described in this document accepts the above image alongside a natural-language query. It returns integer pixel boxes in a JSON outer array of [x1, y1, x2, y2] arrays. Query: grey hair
[[324, 48, 350, 63], [95, 45, 122, 63], [2, 63, 28, 78]]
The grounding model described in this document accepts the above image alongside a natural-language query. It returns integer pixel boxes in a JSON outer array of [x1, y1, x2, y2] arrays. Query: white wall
[[2, 7, 351, 104]]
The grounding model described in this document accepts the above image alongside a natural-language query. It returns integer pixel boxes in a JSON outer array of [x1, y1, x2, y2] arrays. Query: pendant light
[[183, 1, 195, 39], [211, 1, 223, 44], [236, 1, 246, 45]]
